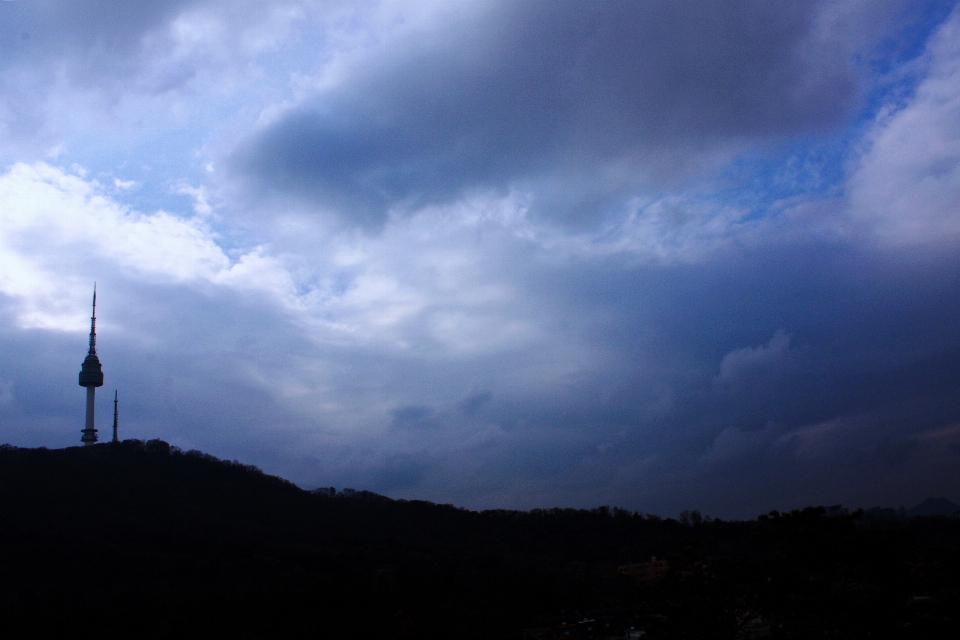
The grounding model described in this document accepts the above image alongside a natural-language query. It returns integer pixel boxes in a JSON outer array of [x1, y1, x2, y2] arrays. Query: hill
[[1, 440, 958, 639], [907, 496, 960, 518]]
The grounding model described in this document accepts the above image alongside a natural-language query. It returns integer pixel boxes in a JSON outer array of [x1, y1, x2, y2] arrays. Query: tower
[[78, 285, 104, 445], [112, 390, 119, 443]]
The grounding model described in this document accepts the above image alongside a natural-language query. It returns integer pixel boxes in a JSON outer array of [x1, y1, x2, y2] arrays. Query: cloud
[[2, 1, 960, 521], [3, 158, 960, 518], [0, 161, 291, 329], [233, 0, 894, 228], [691, 402, 960, 518], [849, 4, 960, 245], [0, 0, 310, 152], [716, 330, 794, 388]]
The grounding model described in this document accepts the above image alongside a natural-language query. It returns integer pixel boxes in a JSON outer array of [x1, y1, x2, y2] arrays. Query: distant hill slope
[[1, 441, 958, 640], [907, 496, 960, 517], [0, 440, 676, 639]]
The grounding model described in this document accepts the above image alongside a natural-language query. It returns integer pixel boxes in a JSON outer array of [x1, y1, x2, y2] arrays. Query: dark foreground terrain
[[0, 441, 957, 639]]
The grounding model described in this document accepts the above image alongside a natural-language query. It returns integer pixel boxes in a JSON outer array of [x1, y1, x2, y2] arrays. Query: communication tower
[[78, 286, 104, 445]]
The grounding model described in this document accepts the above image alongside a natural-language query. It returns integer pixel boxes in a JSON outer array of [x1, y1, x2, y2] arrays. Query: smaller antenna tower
[[112, 390, 119, 443]]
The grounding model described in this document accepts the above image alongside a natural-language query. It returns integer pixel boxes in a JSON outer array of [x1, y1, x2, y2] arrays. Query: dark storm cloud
[[390, 405, 438, 431], [609, 243, 960, 435], [138, 231, 960, 516], [236, 0, 891, 227], [0, 0, 198, 93], [456, 391, 492, 416], [278, 238, 960, 516]]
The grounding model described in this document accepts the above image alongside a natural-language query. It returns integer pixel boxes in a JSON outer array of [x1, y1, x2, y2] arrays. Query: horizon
[[5, 438, 957, 521], [2, 1, 960, 520]]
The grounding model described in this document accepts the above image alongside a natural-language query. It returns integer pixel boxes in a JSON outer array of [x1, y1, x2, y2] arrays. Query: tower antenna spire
[[88, 283, 97, 355], [79, 284, 104, 445]]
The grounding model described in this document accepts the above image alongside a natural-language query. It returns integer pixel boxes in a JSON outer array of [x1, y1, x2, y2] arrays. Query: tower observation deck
[[79, 286, 103, 445]]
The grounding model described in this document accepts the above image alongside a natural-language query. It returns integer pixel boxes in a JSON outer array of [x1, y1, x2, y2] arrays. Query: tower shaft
[[82, 386, 97, 445]]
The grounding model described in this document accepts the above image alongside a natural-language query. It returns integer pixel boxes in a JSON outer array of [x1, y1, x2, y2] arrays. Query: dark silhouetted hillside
[[1, 441, 958, 639]]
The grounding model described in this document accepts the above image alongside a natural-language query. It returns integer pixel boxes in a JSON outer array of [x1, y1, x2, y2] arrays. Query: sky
[[1, 0, 959, 519]]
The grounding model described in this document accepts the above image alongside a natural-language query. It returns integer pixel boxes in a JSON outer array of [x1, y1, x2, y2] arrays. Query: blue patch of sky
[[709, 0, 957, 219], [868, 0, 956, 76], [47, 115, 257, 257], [712, 131, 855, 219], [57, 125, 209, 216], [858, 0, 958, 116]]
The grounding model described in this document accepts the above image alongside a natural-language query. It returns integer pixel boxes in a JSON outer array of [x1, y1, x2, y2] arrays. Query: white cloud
[[716, 330, 793, 387], [849, 6, 960, 245], [0, 161, 289, 329], [175, 183, 214, 217], [0, 1, 317, 157], [0, 162, 549, 360]]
